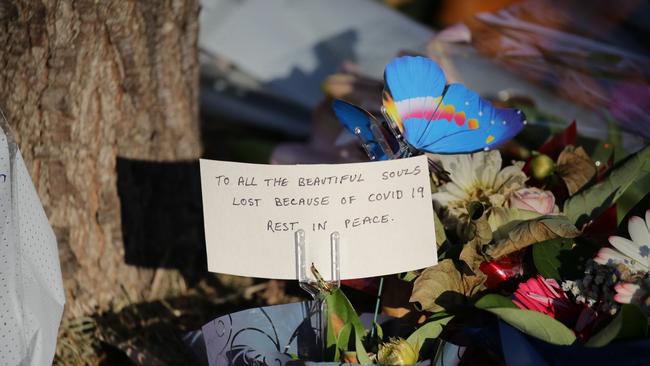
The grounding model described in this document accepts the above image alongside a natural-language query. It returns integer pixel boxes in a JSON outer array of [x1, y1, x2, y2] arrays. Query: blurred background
[[29, 0, 646, 364], [199, 0, 649, 166]]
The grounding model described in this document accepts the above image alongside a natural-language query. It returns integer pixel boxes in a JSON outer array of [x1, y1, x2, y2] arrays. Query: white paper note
[[200, 155, 436, 280]]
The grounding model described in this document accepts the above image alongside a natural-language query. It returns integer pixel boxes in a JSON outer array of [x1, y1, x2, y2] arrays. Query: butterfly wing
[[382, 56, 446, 144], [417, 83, 526, 153], [383, 56, 525, 154], [332, 99, 396, 160]]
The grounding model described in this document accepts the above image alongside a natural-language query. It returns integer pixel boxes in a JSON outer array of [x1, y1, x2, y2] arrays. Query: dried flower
[[431, 150, 527, 239], [377, 338, 419, 366], [509, 187, 558, 215], [594, 209, 650, 273]]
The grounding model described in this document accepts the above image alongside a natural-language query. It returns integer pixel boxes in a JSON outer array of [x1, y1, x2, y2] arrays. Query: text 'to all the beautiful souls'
[[216, 164, 426, 234]]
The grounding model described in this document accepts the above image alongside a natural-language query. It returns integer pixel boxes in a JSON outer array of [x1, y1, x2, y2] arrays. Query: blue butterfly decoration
[[333, 56, 526, 160]]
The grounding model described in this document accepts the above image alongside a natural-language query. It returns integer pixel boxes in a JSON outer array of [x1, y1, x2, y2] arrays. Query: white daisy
[[595, 209, 650, 273]]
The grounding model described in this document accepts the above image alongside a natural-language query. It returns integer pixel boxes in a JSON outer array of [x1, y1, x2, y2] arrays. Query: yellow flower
[[377, 338, 419, 366]]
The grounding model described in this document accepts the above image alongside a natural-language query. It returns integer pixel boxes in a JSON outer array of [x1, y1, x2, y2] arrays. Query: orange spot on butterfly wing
[[454, 111, 466, 126], [440, 104, 455, 122], [468, 119, 479, 130], [485, 134, 495, 143]]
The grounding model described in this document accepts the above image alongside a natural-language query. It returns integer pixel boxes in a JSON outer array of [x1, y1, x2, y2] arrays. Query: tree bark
[[0, 0, 201, 317]]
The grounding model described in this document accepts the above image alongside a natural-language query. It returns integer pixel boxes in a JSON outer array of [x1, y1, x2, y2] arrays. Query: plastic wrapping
[[0, 123, 64, 365], [199, 301, 435, 365]]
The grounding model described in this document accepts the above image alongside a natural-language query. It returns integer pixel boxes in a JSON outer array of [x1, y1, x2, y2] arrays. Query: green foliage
[[474, 294, 518, 309], [325, 289, 368, 362], [532, 238, 574, 280], [475, 294, 576, 345], [397, 271, 420, 282], [564, 145, 650, 228], [434, 209, 447, 246], [406, 313, 454, 361], [335, 323, 353, 353], [586, 305, 648, 347], [532, 237, 600, 280], [617, 192, 650, 236]]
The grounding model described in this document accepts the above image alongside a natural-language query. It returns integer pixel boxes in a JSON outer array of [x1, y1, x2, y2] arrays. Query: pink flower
[[614, 283, 643, 304], [614, 280, 650, 316], [514, 276, 603, 340], [509, 187, 558, 215], [513, 276, 578, 323]]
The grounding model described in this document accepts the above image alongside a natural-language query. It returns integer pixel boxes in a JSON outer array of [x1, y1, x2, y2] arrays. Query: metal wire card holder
[[294, 229, 340, 360]]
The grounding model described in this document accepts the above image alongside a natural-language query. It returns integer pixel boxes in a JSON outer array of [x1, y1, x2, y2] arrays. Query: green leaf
[[325, 289, 368, 362], [355, 333, 372, 365], [532, 238, 574, 280], [586, 304, 648, 347], [564, 145, 650, 228], [474, 293, 518, 309], [478, 307, 576, 345], [618, 192, 650, 236], [533, 237, 599, 280], [335, 323, 353, 356], [616, 174, 650, 224], [397, 271, 420, 282], [476, 295, 575, 345], [434, 209, 447, 248], [374, 321, 383, 340], [484, 215, 581, 260], [406, 314, 454, 353]]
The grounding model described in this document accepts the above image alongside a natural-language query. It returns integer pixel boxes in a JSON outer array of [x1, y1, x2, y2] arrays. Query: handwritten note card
[[200, 155, 436, 280]]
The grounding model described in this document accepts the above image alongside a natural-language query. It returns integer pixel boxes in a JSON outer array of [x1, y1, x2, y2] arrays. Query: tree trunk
[[0, 0, 201, 318]]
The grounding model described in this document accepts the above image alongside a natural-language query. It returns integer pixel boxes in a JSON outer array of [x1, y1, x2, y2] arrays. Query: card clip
[[295, 229, 340, 299], [295, 229, 340, 360], [352, 113, 399, 161], [380, 105, 412, 158], [354, 127, 378, 161]]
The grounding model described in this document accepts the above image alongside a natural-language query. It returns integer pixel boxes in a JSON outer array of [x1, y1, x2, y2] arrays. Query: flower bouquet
[[198, 55, 649, 365], [322, 57, 649, 364], [298, 133, 650, 365]]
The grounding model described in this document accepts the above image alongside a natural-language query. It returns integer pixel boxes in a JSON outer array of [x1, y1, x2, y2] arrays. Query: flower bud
[[530, 154, 555, 180], [377, 338, 419, 366]]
